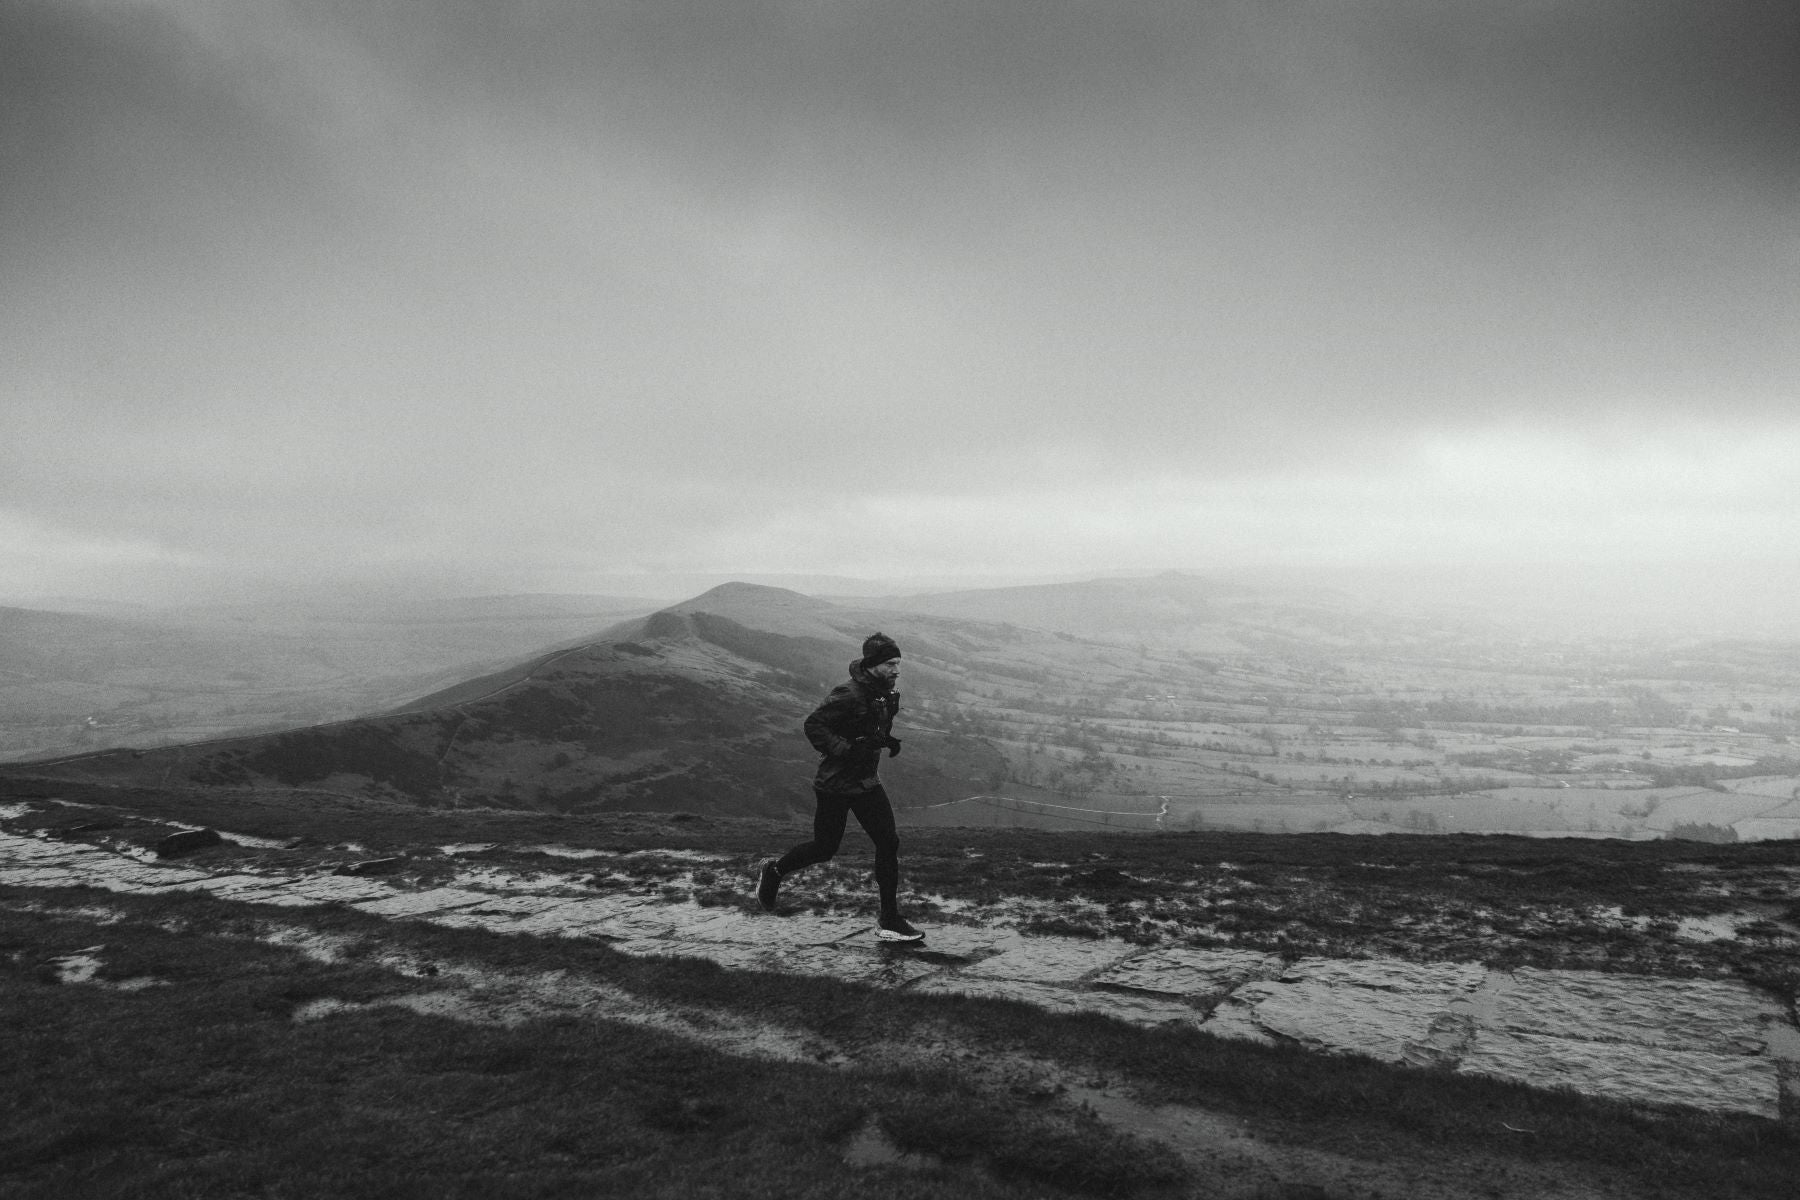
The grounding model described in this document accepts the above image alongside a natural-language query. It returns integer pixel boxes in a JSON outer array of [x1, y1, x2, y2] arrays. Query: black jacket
[[804, 661, 900, 795]]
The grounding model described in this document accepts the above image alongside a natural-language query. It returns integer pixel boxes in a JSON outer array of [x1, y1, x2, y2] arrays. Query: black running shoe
[[876, 913, 924, 942], [756, 860, 782, 912]]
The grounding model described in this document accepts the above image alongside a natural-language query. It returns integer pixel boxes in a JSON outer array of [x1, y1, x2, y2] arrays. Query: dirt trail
[[3, 815, 1794, 1199]]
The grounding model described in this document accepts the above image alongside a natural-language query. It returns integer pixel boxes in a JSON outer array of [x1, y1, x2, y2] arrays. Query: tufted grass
[[4, 778, 1799, 1198], [0, 896, 1187, 1200]]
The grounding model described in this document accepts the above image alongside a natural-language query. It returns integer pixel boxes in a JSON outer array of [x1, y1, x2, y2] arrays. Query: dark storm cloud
[[3, 1, 1798, 600], [1360, 1, 1800, 189], [302, 0, 1800, 439], [0, 0, 338, 278]]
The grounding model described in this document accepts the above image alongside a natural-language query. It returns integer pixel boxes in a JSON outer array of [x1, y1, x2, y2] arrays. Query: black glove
[[885, 737, 903, 758]]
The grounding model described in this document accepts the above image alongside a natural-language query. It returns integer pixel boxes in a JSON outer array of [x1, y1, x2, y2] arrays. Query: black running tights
[[774, 786, 900, 915]]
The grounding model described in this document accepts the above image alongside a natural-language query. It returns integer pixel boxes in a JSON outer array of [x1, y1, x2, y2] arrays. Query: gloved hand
[[885, 737, 903, 758]]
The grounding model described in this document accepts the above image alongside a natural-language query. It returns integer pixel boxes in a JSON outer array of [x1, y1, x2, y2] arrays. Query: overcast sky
[[4, 1, 1798, 618]]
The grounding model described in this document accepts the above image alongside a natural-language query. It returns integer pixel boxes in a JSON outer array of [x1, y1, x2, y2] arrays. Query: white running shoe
[[876, 913, 924, 942]]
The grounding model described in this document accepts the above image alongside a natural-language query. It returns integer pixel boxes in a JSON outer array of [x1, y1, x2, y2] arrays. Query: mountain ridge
[[10, 575, 1797, 842], [6, 592, 1016, 818]]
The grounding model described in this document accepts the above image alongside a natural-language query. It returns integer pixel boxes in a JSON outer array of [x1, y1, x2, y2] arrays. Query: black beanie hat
[[860, 632, 901, 669]]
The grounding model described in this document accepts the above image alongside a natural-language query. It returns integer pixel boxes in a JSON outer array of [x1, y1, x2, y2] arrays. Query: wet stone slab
[[1199, 981, 1284, 1046], [1459, 1029, 1783, 1120], [450, 902, 673, 943], [241, 888, 367, 909], [954, 935, 1142, 984], [436, 894, 577, 919], [1490, 968, 1787, 1056], [910, 975, 1200, 1027], [352, 887, 491, 918], [430, 896, 673, 938], [611, 938, 941, 988], [1206, 979, 1458, 1064], [1282, 957, 1487, 995], [680, 910, 867, 946], [184, 873, 292, 894], [0, 835, 106, 863], [1094, 947, 1282, 1006], [579, 902, 729, 942], [281, 876, 398, 904], [177, 873, 377, 909], [840, 922, 1020, 962], [77, 862, 213, 892], [462, 897, 670, 938], [1198, 957, 1485, 1063], [0, 865, 93, 888], [185, 875, 313, 903]]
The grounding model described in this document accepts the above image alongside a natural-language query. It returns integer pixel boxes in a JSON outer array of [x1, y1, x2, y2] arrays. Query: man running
[[757, 632, 923, 942]]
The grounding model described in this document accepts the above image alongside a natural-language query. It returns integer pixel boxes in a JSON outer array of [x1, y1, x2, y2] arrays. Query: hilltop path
[[2, 822, 1792, 1131]]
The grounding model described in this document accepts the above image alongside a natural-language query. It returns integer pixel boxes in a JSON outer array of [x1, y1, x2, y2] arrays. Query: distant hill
[[14, 577, 1792, 841], [0, 578, 1436, 819], [10, 588, 1015, 818], [878, 572, 1256, 647], [0, 596, 656, 763], [660, 581, 865, 641]]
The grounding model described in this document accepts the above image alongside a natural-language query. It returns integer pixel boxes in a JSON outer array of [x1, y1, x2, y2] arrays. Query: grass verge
[[1, 892, 1183, 1200], [4, 886, 1796, 1199]]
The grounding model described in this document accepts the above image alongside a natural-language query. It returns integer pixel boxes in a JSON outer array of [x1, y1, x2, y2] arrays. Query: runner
[[756, 632, 923, 942]]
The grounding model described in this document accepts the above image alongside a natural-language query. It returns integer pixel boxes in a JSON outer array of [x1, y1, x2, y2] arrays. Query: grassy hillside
[[12, 612, 1008, 820], [9, 578, 1800, 842], [0, 596, 653, 763]]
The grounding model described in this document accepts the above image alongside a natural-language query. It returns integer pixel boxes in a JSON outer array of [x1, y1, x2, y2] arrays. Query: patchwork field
[[909, 629, 1800, 842]]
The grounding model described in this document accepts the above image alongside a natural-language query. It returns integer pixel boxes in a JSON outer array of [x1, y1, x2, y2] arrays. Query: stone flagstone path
[[2, 829, 1794, 1121]]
